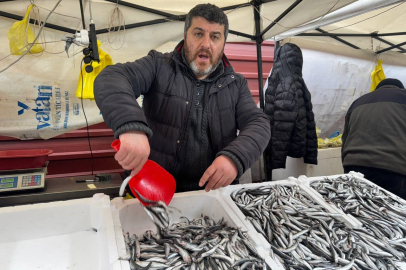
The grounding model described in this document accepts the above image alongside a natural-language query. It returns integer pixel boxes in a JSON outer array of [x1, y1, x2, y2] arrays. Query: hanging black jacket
[[264, 43, 318, 169]]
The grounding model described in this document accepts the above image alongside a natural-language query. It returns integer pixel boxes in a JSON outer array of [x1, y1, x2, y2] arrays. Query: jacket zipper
[[172, 79, 199, 174]]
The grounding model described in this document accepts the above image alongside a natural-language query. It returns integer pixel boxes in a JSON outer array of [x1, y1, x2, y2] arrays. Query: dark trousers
[[344, 166, 406, 199]]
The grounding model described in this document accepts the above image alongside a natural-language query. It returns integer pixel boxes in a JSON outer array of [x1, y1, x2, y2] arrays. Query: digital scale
[[0, 162, 48, 192]]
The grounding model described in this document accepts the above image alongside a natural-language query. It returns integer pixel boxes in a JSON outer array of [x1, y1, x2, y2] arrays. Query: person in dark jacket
[[94, 4, 270, 193], [342, 78, 406, 198], [264, 43, 318, 170]]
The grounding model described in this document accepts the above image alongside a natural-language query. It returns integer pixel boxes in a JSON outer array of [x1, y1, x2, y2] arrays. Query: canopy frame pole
[[298, 31, 406, 37], [376, 40, 406, 54], [254, 5, 265, 111], [259, 0, 302, 38], [252, 0, 272, 182], [104, 0, 177, 17], [373, 36, 406, 53], [298, 31, 406, 52], [105, 0, 253, 16], [315, 28, 360, 49], [79, 0, 86, 29], [0, 10, 77, 33], [229, 30, 255, 40]]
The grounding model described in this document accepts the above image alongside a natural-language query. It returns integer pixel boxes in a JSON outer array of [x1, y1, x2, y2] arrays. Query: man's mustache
[[195, 49, 212, 58]]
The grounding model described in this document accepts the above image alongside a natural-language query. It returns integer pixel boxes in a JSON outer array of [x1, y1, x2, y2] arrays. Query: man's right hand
[[116, 131, 150, 176]]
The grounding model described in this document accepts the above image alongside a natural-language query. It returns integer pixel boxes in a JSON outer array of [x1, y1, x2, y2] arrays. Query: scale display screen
[[0, 176, 17, 189], [1, 178, 15, 183]]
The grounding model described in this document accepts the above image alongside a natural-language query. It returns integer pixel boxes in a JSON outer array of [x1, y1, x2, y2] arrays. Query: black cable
[[80, 59, 95, 178]]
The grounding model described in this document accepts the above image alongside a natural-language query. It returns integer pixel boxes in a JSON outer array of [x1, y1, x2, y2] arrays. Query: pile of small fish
[[231, 184, 404, 270], [121, 194, 267, 270], [311, 177, 406, 260]]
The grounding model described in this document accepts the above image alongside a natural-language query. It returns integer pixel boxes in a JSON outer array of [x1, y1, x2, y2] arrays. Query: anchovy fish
[[122, 199, 267, 270], [231, 184, 406, 269], [311, 176, 406, 262]]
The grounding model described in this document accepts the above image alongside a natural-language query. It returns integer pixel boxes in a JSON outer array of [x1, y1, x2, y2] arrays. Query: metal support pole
[[274, 40, 280, 53], [260, 0, 302, 38], [79, 0, 86, 29], [0, 11, 76, 33], [373, 36, 406, 53], [298, 31, 406, 37], [316, 28, 360, 50], [263, 40, 281, 182], [104, 0, 176, 17], [376, 41, 406, 54], [256, 46, 265, 110], [253, 1, 271, 182], [254, 3, 265, 111]]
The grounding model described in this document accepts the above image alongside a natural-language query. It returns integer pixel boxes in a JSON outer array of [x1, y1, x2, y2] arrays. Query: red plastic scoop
[[111, 139, 176, 206]]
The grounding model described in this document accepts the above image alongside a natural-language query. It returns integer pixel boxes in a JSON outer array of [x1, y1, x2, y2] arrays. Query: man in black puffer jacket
[[94, 4, 270, 193], [264, 43, 318, 170]]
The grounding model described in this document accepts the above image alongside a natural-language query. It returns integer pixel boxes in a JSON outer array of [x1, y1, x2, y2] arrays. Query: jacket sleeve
[[303, 83, 318, 165], [219, 75, 271, 172], [341, 112, 350, 163], [94, 50, 161, 134], [270, 78, 298, 169]]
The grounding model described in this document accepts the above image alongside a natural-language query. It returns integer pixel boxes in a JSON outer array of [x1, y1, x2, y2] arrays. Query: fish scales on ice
[[231, 184, 406, 270], [122, 198, 267, 270]]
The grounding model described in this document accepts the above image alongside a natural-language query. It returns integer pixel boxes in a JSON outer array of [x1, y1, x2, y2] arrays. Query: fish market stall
[[1, 172, 406, 270]]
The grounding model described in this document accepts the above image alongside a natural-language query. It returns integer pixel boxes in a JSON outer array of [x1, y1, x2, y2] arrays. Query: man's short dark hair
[[184, 4, 229, 41]]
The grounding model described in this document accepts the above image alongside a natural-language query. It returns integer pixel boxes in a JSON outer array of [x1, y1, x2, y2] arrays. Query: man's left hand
[[199, 155, 238, 192]]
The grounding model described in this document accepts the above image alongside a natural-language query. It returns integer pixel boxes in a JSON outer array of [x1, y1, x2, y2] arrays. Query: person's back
[[342, 78, 406, 198]]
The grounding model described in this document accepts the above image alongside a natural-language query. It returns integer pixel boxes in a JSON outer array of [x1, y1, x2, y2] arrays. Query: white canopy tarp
[[274, 0, 406, 52], [0, 0, 404, 139]]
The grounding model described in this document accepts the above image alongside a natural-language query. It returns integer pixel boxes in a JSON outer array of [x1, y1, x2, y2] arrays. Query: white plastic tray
[[298, 171, 406, 229], [219, 178, 362, 270], [297, 172, 406, 269], [299, 171, 406, 204], [220, 178, 358, 244], [0, 194, 119, 270], [110, 190, 268, 270]]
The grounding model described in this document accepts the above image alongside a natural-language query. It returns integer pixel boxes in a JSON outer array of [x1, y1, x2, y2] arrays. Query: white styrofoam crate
[[272, 147, 344, 180], [298, 171, 406, 206], [110, 190, 268, 270], [0, 194, 120, 270], [219, 179, 357, 245], [219, 178, 368, 270], [297, 172, 406, 269], [298, 171, 406, 228]]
